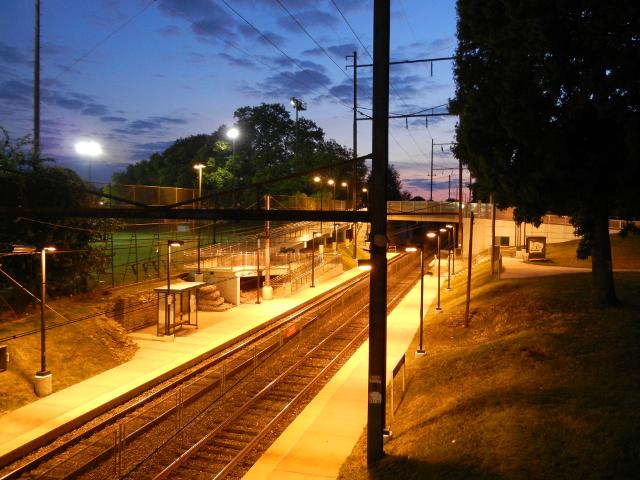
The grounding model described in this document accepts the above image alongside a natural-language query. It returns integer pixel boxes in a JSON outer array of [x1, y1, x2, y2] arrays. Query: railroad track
[[1, 252, 423, 480]]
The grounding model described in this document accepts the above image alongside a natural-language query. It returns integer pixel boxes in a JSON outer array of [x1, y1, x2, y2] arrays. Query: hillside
[[339, 264, 640, 479]]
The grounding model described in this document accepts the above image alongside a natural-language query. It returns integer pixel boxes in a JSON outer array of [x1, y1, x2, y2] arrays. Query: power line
[[53, 0, 158, 82], [218, 0, 354, 111], [273, 0, 350, 80], [329, 0, 372, 59]]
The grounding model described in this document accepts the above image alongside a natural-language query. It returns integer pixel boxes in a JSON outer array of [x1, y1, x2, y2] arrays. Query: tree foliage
[[111, 103, 367, 202], [0, 130, 114, 309], [450, 0, 640, 305]]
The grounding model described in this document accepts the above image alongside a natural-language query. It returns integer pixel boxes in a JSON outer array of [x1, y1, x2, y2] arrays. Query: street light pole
[[328, 179, 336, 244], [435, 228, 446, 313], [256, 237, 261, 304], [446, 224, 453, 290], [314, 176, 323, 236], [311, 232, 319, 287], [406, 245, 426, 355], [194, 163, 206, 276]]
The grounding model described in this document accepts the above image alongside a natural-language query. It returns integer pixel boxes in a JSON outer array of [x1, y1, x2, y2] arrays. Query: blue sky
[[0, 0, 462, 198]]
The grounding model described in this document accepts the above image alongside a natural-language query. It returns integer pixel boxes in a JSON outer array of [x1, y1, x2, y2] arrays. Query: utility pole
[[347, 50, 359, 258], [458, 156, 463, 254], [430, 138, 434, 201], [33, 0, 40, 161], [368, 0, 389, 467]]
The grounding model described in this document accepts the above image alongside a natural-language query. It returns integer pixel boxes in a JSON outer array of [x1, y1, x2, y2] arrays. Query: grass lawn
[[339, 264, 640, 479], [539, 233, 640, 269]]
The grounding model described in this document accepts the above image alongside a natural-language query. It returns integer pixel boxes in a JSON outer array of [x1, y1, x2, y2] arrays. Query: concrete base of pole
[[435, 307, 444, 314], [319, 244, 324, 254], [34, 371, 52, 397], [446, 287, 452, 291], [162, 334, 175, 342], [262, 285, 273, 300], [194, 273, 204, 282], [415, 349, 426, 356]]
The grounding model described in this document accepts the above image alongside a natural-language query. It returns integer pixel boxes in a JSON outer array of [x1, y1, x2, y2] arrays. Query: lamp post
[[406, 244, 426, 355], [75, 140, 102, 185], [327, 179, 337, 243], [227, 127, 239, 155], [362, 187, 368, 208], [446, 224, 454, 290], [193, 163, 206, 277], [290, 96, 306, 162], [166, 240, 184, 337], [310, 231, 320, 287], [341, 181, 349, 206], [435, 228, 447, 313], [313, 176, 324, 236], [37, 246, 55, 396], [256, 237, 261, 304]]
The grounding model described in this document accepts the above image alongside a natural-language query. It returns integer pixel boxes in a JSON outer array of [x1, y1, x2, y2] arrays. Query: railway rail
[[1, 252, 424, 480]]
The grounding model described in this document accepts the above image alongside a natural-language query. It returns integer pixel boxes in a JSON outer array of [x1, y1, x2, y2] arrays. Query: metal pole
[[256, 238, 261, 304], [367, 0, 390, 467], [352, 50, 358, 258], [197, 168, 202, 274], [436, 234, 442, 312], [458, 157, 463, 251], [416, 245, 425, 355], [264, 194, 271, 288], [490, 193, 496, 275], [34, 0, 40, 160], [465, 212, 475, 328], [447, 229, 452, 290], [165, 244, 171, 336], [311, 233, 316, 287], [429, 138, 434, 201], [39, 249, 46, 373]]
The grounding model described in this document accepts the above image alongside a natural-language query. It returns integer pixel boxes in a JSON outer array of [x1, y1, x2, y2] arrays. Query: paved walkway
[[500, 256, 589, 279], [0, 267, 362, 466]]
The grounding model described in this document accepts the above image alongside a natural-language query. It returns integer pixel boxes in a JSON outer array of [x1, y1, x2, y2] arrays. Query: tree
[[450, 0, 640, 306], [111, 103, 369, 203], [368, 164, 411, 201], [0, 130, 114, 310]]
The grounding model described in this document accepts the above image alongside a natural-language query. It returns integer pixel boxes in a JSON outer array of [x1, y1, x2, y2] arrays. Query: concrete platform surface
[[0, 267, 362, 465], [243, 273, 440, 480]]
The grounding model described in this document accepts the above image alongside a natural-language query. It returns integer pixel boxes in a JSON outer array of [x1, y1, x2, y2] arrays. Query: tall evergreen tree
[[451, 0, 640, 306]]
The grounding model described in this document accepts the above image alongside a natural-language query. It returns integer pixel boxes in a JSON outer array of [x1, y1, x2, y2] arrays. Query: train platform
[[243, 270, 440, 480], [0, 266, 363, 467]]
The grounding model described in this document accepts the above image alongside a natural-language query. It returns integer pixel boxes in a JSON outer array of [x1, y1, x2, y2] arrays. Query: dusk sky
[[1, 0, 461, 199]]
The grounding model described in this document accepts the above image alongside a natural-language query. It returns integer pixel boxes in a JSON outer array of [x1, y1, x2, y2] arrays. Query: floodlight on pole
[[227, 127, 239, 155], [313, 176, 324, 235], [75, 140, 102, 185]]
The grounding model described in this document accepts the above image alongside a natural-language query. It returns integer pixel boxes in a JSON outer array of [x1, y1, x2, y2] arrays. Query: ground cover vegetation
[[543, 232, 640, 269], [339, 261, 640, 479], [450, 0, 640, 306]]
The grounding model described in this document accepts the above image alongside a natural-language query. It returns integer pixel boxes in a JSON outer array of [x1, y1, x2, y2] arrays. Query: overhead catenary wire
[[273, 0, 351, 80]]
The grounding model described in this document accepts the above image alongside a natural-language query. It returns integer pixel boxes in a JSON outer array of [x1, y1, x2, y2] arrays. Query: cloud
[[159, 25, 182, 37], [114, 116, 188, 136], [218, 52, 256, 68], [0, 79, 32, 106], [130, 140, 175, 160], [303, 42, 358, 59], [192, 18, 235, 40], [0, 42, 27, 65], [158, 0, 222, 19], [276, 8, 339, 31], [256, 68, 332, 97], [82, 103, 109, 116], [100, 116, 127, 123]]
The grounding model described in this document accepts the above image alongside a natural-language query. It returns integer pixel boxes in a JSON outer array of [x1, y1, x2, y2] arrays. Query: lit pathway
[[500, 256, 589, 279]]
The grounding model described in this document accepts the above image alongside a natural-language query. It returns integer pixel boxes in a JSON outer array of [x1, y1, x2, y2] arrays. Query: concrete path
[[500, 256, 589, 279]]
